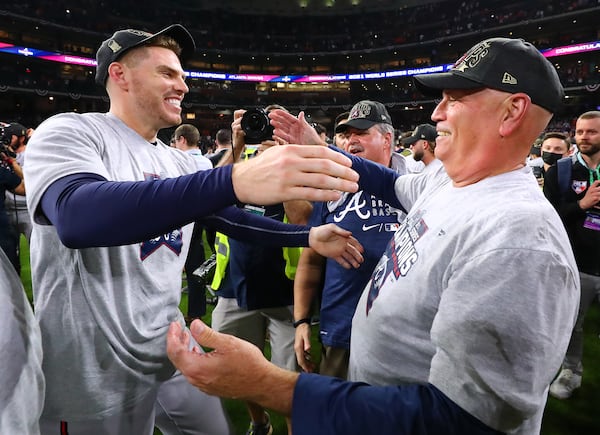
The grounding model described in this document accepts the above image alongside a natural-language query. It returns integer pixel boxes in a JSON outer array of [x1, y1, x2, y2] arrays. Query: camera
[[0, 127, 17, 162], [241, 108, 274, 144]]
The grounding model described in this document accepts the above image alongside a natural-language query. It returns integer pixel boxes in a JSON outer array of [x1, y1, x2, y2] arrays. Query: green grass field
[[19, 237, 600, 434]]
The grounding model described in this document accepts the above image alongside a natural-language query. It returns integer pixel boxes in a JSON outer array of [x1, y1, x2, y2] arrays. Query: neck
[[422, 153, 435, 166], [580, 151, 600, 170], [109, 107, 158, 143]]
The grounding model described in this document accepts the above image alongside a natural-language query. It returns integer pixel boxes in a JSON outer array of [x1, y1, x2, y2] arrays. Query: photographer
[[210, 105, 312, 435], [3, 123, 31, 273], [0, 135, 25, 271]]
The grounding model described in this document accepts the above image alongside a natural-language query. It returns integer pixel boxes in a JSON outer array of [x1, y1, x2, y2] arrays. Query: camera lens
[[241, 108, 274, 144]]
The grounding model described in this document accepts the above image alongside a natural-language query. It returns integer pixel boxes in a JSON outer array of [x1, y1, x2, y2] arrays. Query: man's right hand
[[231, 144, 358, 204], [579, 180, 600, 209]]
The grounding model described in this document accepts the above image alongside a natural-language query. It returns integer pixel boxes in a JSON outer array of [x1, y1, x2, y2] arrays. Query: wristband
[[292, 318, 311, 328]]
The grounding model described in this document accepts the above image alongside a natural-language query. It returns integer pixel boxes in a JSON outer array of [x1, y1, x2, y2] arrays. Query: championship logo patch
[[571, 180, 587, 195], [349, 102, 372, 120], [452, 40, 490, 72]]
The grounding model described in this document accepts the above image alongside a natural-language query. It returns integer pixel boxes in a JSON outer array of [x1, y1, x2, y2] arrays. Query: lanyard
[[576, 152, 600, 185]]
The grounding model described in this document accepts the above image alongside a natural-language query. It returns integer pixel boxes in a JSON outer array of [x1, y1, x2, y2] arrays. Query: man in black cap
[[333, 100, 409, 174], [24, 24, 361, 435], [401, 123, 440, 171], [167, 38, 579, 435]]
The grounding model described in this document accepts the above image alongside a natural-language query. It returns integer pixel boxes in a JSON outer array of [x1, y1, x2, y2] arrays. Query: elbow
[[55, 225, 91, 249]]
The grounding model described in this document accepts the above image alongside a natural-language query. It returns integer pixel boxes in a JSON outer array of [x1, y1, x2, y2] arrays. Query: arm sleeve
[[329, 145, 405, 212], [41, 167, 239, 248], [201, 207, 310, 247], [292, 374, 502, 435], [41, 169, 311, 249]]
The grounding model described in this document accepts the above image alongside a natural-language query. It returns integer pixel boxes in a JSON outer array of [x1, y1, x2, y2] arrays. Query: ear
[[499, 93, 530, 137], [106, 62, 128, 89], [383, 131, 393, 150]]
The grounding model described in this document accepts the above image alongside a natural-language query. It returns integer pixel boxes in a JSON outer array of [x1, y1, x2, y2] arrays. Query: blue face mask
[[542, 151, 563, 166]]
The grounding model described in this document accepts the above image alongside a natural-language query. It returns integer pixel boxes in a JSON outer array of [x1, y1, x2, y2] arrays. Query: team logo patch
[[571, 180, 587, 195], [139, 172, 184, 260], [140, 229, 183, 260]]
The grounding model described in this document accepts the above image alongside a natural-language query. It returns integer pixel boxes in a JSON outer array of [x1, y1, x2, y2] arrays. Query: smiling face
[[108, 45, 189, 140], [341, 124, 392, 166], [127, 46, 188, 128], [431, 88, 519, 184]]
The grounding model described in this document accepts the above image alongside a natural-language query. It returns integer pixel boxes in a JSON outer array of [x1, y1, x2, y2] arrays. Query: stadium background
[[2, 1, 599, 434]]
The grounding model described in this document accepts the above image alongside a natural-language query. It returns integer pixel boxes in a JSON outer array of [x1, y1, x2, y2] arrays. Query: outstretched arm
[[166, 321, 503, 435], [203, 209, 363, 269], [269, 109, 325, 146]]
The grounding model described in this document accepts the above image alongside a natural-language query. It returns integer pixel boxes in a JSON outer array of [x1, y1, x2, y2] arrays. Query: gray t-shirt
[[0, 249, 44, 434], [25, 112, 199, 420], [349, 165, 579, 434]]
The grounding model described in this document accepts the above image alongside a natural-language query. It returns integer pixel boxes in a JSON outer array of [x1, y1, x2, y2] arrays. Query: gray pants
[[39, 342, 231, 435], [211, 297, 297, 370], [562, 272, 600, 375]]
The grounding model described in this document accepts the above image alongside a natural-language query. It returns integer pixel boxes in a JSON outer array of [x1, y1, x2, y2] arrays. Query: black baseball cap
[[401, 124, 437, 146], [4, 123, 26, 137], [413, 38, 564, 113], [335, 100, 393, 133], [95, 24, 196, 85]]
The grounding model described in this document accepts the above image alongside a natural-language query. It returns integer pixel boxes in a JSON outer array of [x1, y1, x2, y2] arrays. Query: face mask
[[542, 151, 563, 166]]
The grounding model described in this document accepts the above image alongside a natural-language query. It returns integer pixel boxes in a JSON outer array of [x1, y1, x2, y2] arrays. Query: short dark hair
[[174, 124, 200, 147], [541, 132, 571, 151], [215, 128, 231, 145]]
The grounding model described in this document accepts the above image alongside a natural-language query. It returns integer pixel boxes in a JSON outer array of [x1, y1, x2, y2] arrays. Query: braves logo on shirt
[[139, 171, 184, 260], [365, 210, 428, 315], [332, 191, 400, 227]]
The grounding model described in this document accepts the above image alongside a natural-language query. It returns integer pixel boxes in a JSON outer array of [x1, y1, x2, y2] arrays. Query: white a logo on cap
[[502, 72, 517, 85]]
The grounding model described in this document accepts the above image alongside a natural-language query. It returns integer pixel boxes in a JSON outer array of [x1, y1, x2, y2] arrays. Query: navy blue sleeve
[[329, 145, 406, 212], [292, 373, 504, 435], [201, 207, 310, 247], [41, 167, 239, 248]]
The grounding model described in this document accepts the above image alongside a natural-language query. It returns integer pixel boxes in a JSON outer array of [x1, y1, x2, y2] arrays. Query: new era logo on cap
[[502, 73, 517, 85]]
